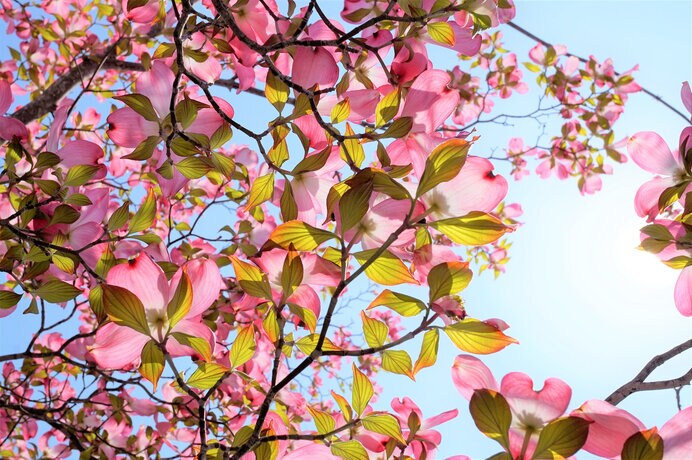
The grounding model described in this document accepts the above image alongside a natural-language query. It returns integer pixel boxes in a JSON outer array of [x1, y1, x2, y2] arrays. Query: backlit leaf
[[265, 220, 335, 251], [445, 318, 518, 354], [469, 389, 511, 450], [352, 364, 374, 416], [416, 139, 471, 197], [532, 416, 591, 459], [186, 362, 229, 390], [101, 285, 150, 335], [368, 290, 426, 317], [354, 249, 418, 286], [413, 329, 439, 375], [139, 340, 165, 388], [381, 350, 413, 379], [430, 212, 510, 245], [229, 326, 256, 368]]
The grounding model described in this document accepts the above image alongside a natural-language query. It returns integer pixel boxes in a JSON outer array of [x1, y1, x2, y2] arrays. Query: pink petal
[[425, 156, 508, 219], [659, 406, 692, 459], [90, 323, 149, 369], [451, 355, 499, 400], [572, 399, 645, 458], [47, 98, 72, 152], [286, 285, 321, 320], [185, 258, 224, 317], [58, 140, 103, 168], [136, 61, 175, 117], [423, 409, 458, 429], [401, 70, 460, 133], [107, 108, 159, 148], [0, 116, 28, 141], [301, 253, 340, 287], [500, 373, 571, 426], [681, 81, 692, 116], [674, 266, 692, 317], [627, 132, 681, 175], [0, 80, 12, 113], [291, 47, 339, 89], [107, 252, 169, 313], [169, 318, 215, 359], [634, 177, 675, 221]]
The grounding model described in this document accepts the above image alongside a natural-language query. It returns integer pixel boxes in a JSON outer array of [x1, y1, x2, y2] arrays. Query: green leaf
[[331, 391, 353, 423], [176, 157, 212, 179], [167, 270, 192, 328], [245, 173, 275, 212], [361, 413, 406, 445], [469, 389, 511, 450], [114, 93, 160, 121], [416, 139, 471, 197], [413, 329, 439, 375], [330, 441, 369, 460], [186, 362, 229, 390], [123, 136, 159, 161], [427, 21, 455, 46], [367, 290, 426, 317], [101, 285, 150, 335], [339, 181, 373, 232], [0, 291, 21, 310], [340, 123, 365, 167], [352, 364, 374, 416], [139, 340, 165, 388], [354, 249, 419, 286], [292, 147, 332, 174], [375, 88, 400, 128], [381, 350, 413, 379], [621, 428, 664, 460], [64, 165, 100, 187], [428, 261, 473, 301], [230, 256, 273, 300], [379, 117, 412, 138], [331, 98, 351, 124], [35, 280, 82, 304], [170, 332, 212, 362], [129, 189, 157, 234], [229, 326, 256, 368], [50, 204, 80, 225], [280, 247, 303, 297], [280, 181, 298, 221], [430, 212, 510, 245], [445, 318, 518, 354], [265, 71, 289, 112], [107, 201, 130, 231], [307, 406, 336, 435], [532, 416, 591, 459], [361, 311, 388, 348], [265, 220, 335, 251]]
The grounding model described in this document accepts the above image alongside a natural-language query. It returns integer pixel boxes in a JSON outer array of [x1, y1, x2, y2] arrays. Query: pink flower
[[452, 355, 572, 459], [574, 401, 692, 459], [90, 252, 224, 370], [0, 80, 28, 141]]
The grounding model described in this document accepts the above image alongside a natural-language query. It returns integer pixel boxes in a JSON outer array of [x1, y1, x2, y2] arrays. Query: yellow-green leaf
[[428, 261, 472, 302], [361, 311, 388, 348], [230, 256, 272, 300], [166, 270, 192, 328], [375, 88, 400, 128], [621, 428, 664, 460], [114, 93, 159, 121], [416, 139, 471, 197], [413, 329, 439, 375], [381, 350, 413, 379], [427, 21, 455, 46], [129, 189, 157, 234], [331, 390, 353, 423], [331, 98, 351, 124], [307, 406, 336, 435], [330, 441, 369, 460], [352, 364, 374, 416], [295, 334, 341, 355], [0, 291, 21, 310], [268, 139, 289, 167], [430, 212, 510, 245], [265, 71, 289, 112], [101, 285, 150, 335], [170, 331, 212, 362], [340, 123, 365, 167], [229, 326, 256, 368], [245, 173, 275, 212], [64, 165, 100, 187], [281, 247, 303, 297], [361, 413, 406, 445], [445, 318, 518, 354], [532, 416, 591, 459], [35, 280, 82, 304], [354, 249, 418, 286], [139, 340, 165, 388], [176, 156, 212, 179], [265, 220, 335, 251], [186, 362, 229, 390], [263, 307, 280, 343], [367, 289, 425, 317], [469, 389, 511, 450]]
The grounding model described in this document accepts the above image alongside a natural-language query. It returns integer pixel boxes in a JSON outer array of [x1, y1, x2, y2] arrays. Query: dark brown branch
[[605, 339, 692, 405]]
